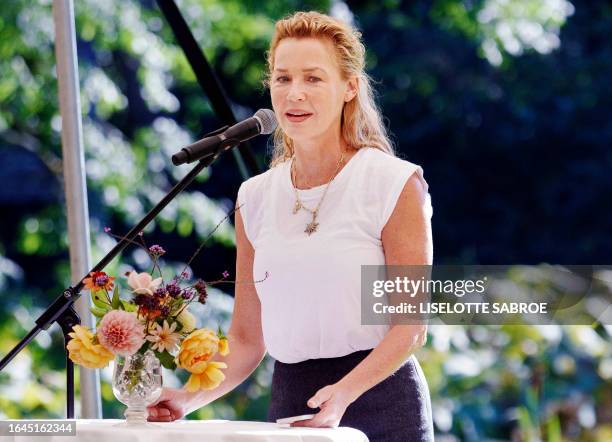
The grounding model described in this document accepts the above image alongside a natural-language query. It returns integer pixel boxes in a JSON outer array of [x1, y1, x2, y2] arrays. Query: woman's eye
[[273, 76, 320, 83]]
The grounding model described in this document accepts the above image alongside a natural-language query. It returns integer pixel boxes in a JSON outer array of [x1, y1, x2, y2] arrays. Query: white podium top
[[0, 419, 368, 442]]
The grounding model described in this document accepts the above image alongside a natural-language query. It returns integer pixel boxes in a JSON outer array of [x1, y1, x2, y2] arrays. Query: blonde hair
[[263, 11, 395, 167]]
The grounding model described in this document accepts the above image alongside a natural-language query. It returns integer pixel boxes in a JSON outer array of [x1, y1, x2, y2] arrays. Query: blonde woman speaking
[[148, 11, 434, 442]]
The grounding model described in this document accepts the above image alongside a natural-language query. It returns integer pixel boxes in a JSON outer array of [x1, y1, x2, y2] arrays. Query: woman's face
[[270, 37, 356, 144]]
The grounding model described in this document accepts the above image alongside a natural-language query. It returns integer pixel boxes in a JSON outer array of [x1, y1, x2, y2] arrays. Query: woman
[[148, 10, 434, 441]]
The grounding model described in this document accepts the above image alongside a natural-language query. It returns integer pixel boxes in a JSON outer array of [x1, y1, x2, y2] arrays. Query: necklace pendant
[[305, 221, 319, 235], [292, 200, 301, 214], [304, 210, 319, 235]]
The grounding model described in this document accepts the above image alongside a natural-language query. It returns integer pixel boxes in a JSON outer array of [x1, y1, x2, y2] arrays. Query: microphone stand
[[0, 125, 232, 418]]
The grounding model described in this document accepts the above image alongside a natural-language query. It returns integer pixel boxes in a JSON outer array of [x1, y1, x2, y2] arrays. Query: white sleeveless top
[[237, 147, 433, 363]]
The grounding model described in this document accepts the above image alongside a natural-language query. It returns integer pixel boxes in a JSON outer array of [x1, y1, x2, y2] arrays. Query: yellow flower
[[176, 328, 219, 374], [184, 362, 228, 392], [67, 325, 114, 369], [176, 309, 196, 333], [176, 328, 229, 391], [218, 337, 230, 356]]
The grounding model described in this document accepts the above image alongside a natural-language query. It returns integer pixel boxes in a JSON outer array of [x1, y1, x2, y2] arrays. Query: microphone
[[172, 109, 277, 165]]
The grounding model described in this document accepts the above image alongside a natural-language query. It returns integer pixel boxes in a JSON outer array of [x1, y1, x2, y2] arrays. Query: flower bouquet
[[67, 237, 231, 424]]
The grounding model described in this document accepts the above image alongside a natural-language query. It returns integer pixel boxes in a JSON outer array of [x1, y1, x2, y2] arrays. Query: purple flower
[[154, 286, 166, 298], [181, 288, 194, 300], [180, 271, 189, 279], [222, 271, 230, 278], [160, 305, 171, 317], [94, 274, 110, 287], [195, 281, 208, 304], [148, 245, 166, 257], [194, 280, 206, 294], [166, 282, 181, 298], [134, 294, 156, 309]]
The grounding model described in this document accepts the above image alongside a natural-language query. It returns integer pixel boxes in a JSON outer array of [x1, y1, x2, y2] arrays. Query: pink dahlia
[[97, 310, 145, 356]]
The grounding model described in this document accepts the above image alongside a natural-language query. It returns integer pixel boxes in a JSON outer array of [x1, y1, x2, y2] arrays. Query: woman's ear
[[345, 76, 358, 102]]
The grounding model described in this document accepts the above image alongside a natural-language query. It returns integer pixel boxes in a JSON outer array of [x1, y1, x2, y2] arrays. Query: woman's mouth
[[285, 112, 313, 123]]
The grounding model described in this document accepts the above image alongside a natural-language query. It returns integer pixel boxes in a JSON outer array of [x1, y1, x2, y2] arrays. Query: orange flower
[[176, 329, 220, 374], [218, 337, 230, 356], [176, 329, 230, 392], [83, 271, 115, 292], [184, 362, 228, 392], [138, 307, 162, 321]]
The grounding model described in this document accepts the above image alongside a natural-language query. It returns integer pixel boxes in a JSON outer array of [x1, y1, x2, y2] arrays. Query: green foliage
[[154, 350, 177, 370], [110, 286, 121, 310], [89, 306, 107, 318], [0, 0, 302, 423], [1, 1, 611, 441]]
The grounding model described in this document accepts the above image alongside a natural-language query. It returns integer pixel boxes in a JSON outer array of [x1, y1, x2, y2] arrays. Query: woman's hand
[[147, 387, 194, 422], [290, 382, 356, 428]]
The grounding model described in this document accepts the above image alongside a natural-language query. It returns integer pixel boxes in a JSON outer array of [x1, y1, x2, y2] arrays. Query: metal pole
[[52, 0, 102, 419]]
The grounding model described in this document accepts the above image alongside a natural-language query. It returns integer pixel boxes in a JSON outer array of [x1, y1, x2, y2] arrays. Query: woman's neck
[[291, 136, 355, 189]]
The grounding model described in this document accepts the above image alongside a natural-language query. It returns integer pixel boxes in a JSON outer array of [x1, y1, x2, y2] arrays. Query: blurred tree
[[352, 0, 612, 264], [0, 0, 328, 422], [0, 1, 610, 440]]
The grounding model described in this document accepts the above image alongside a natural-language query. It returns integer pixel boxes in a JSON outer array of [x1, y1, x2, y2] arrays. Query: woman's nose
[[287, 83, 306, 101]]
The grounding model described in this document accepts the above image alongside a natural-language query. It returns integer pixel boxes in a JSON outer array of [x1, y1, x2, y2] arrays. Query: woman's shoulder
[[238, 161, 287, 197], [358, 147, 432, 229], [360, 147, 424, 175]]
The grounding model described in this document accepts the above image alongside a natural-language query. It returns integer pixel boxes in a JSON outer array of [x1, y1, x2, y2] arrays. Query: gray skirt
[[267, 349, 434, 442]]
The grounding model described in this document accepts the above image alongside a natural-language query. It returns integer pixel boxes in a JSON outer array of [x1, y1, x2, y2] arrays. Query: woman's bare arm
[[148, 205, 267, 420], [186, 206, 267, 410], [336, 173, 432, 403]]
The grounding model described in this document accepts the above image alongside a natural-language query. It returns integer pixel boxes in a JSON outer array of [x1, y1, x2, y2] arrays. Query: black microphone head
[[254, 109, 277, 134], [172, 149, 189, 166]]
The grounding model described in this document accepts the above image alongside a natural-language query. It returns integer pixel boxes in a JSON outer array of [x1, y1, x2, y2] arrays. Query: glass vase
[[112, 349, 163, 426]]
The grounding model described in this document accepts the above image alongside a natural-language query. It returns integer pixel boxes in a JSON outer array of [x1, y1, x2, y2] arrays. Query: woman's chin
[[283, 126, 313, 139]]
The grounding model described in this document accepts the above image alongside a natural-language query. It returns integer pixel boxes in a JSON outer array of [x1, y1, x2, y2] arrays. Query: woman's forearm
[[336, 325, 427, 404], [185, 333, 266, 414]]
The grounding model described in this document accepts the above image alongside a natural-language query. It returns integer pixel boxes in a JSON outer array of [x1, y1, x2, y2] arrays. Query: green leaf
[[111, 285, 121, 309], [154, 351, 177, 370], [546, 414, 562, 442], [217, 325, 226, 339], [517, 406, 536, 440], [121, 300, 137, 312], [89, 306, 107, 318], [526, 386, 539, 417], [138, 342, 150, 355], [174, 320, 183, 332], [91, 291, 110, 310]]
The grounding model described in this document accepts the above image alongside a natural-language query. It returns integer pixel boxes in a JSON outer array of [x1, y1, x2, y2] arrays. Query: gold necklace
[[290, 152, 345, 235]]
